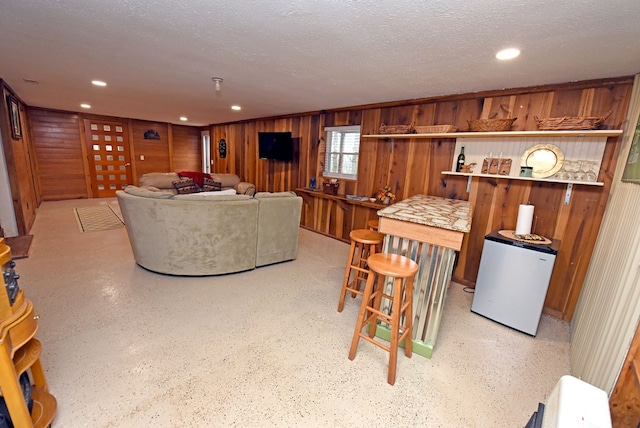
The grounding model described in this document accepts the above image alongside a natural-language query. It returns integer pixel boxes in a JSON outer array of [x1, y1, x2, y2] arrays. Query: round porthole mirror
[[521, 144, 564, 178]]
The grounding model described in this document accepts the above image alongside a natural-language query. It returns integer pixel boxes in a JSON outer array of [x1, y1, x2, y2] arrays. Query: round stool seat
[[337, 229, 384, 313], [349, 229, 383, 245], [367, 219, 379, 231], [367, 253, 418, 278]]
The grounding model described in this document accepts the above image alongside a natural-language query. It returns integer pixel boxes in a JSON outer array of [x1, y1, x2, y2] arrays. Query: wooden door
[[84, 119, 132, 198]]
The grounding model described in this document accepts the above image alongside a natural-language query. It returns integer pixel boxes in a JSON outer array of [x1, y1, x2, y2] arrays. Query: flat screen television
[[258, 132, 294, 162]]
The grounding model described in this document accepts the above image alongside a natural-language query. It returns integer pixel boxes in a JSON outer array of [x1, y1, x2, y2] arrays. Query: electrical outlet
[[140, 155, 144, 160]]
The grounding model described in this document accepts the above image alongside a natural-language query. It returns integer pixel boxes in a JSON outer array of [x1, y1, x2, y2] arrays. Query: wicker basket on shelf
[[534, 111, 612, 130], [414, 125, 457, 133], [467, 117, 517, 132], [322, 182, 339, 195], [378, 123, 414, 134]]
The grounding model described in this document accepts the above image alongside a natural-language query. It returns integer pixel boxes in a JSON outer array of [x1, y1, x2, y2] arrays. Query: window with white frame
[[323, 125, 361, 180]]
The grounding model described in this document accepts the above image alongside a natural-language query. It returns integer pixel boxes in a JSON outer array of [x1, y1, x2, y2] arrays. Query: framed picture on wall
[[6, 95, 22, 139]]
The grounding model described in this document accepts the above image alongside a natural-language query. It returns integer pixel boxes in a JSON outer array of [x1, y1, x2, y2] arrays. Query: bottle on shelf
[[456, 146, 466, 172]]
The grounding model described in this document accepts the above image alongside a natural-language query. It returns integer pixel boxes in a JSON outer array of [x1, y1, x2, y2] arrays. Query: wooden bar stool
[[367, 218, 379, 231], [348, 252, 419, 385], [337, 229, 384, 313]]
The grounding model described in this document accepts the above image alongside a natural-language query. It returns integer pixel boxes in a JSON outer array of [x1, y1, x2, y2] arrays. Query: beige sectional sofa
[[116, 186, 302, 276]]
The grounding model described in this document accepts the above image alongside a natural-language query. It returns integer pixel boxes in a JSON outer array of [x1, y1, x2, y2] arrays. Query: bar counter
[[376, 194, 472, 358]]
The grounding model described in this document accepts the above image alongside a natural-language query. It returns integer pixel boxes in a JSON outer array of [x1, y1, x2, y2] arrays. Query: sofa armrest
[[255, 193, 302, 267], [236, 182, 256, 196]]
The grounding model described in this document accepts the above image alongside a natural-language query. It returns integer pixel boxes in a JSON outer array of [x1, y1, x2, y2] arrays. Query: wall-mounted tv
[[258, 132, 294, 162]]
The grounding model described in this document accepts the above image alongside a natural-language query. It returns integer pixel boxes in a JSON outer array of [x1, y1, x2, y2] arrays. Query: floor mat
[[74, 206, 124, 233], [3, 235, 33, 259]]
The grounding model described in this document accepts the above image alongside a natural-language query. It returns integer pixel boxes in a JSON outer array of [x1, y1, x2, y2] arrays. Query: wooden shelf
[[295, 188, 386, 209], [13, 339, 41, 376], [442, 171, 604, 186], [31, 386, 57, 428], [363, 130, 623, 139]]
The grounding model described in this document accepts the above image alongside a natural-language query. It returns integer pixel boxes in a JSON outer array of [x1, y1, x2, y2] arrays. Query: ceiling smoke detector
[[212, 77, 223, 92]]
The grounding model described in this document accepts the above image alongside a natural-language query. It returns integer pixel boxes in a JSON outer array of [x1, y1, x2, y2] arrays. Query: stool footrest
[[365, 306, 392, 324], [358, 333, 391, 352]]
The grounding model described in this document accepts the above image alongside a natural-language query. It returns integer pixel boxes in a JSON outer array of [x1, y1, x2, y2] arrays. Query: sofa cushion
[[173, 179, 199, 194], [202, 177, 222, 192], [210, 173, 241, 189], [139, 172, 180, 189], [236, 182, 256, 196], [124, 185, 174, 199], [255, 191, 297, 198], [140, 185, 162, 192]]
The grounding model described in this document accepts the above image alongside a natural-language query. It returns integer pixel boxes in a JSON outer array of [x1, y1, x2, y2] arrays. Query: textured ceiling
[[1, 0, 639, 126]]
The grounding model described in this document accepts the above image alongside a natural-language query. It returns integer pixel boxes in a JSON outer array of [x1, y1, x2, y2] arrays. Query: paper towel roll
[[515, 204, 534, 235]]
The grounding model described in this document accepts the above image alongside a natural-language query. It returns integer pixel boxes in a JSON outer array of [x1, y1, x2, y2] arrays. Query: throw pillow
[[202, 177, 222, 192], [172, 179, 199, 194]]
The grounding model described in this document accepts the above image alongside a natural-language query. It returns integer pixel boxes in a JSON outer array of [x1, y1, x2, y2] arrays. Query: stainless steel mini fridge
[[471, 230, 559, 336]]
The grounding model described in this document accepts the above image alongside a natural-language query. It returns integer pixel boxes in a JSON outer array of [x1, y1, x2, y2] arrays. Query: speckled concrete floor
[[13, 197, 570, 427]]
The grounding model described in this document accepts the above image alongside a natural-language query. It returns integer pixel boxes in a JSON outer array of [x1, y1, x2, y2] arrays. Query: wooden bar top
[[377, 194, 472, 233]]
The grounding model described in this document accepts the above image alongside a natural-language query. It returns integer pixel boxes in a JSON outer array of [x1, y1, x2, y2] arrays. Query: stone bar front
[[376, 194, 472, 358]]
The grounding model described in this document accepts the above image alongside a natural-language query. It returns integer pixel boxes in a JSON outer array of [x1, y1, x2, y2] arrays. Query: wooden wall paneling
[[244, 122, 257, 185], [564, 183, 617, 320], [211, 125, 227, 173], [167, 124, 174, 172], [388, 133, 409, 199], [385, 104, 417, 197], [334, 199, 346, 239], [441, 171, 468, 201], [545, 184, 607, 319], [455, 179, 497, 283], [312, 114, 325, 189], [254, 121, 267, 190], [452, 177, 481, 283], [549, 88, 585, 117], [29, 108, 87, 201], [355, 109, 380, 198], [77, 118, 93, 198], [413, 103, 437, 126], [3, 98, 38, 232], [490, 180, 531, 231], [309, 115, 321, 190], [127, 119, 138, 185], [131, 120, 170, 177], [350, 205, 372, 234], [453, 98, 484, 131], [526, 182, 561, 239], [479, 95, 518, 122], [297, 115, 311, 189], [233, 123, 246, 177], [510, 92, 554, 130], [433, 100, 457, 126], [428, 138, 459, 198], [578, 88, 596, 116], [598, 84, 634, 130], [22, 109, 42, 208], [171, 124, 201, 172]]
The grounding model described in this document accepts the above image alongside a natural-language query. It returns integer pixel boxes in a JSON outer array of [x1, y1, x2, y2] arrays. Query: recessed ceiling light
[[231, 105, 241, 111], [179, 116, 188, 121], [80, 103, 91, 109], [496, 48, 520, 60], [91, 80, 107, 87]]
